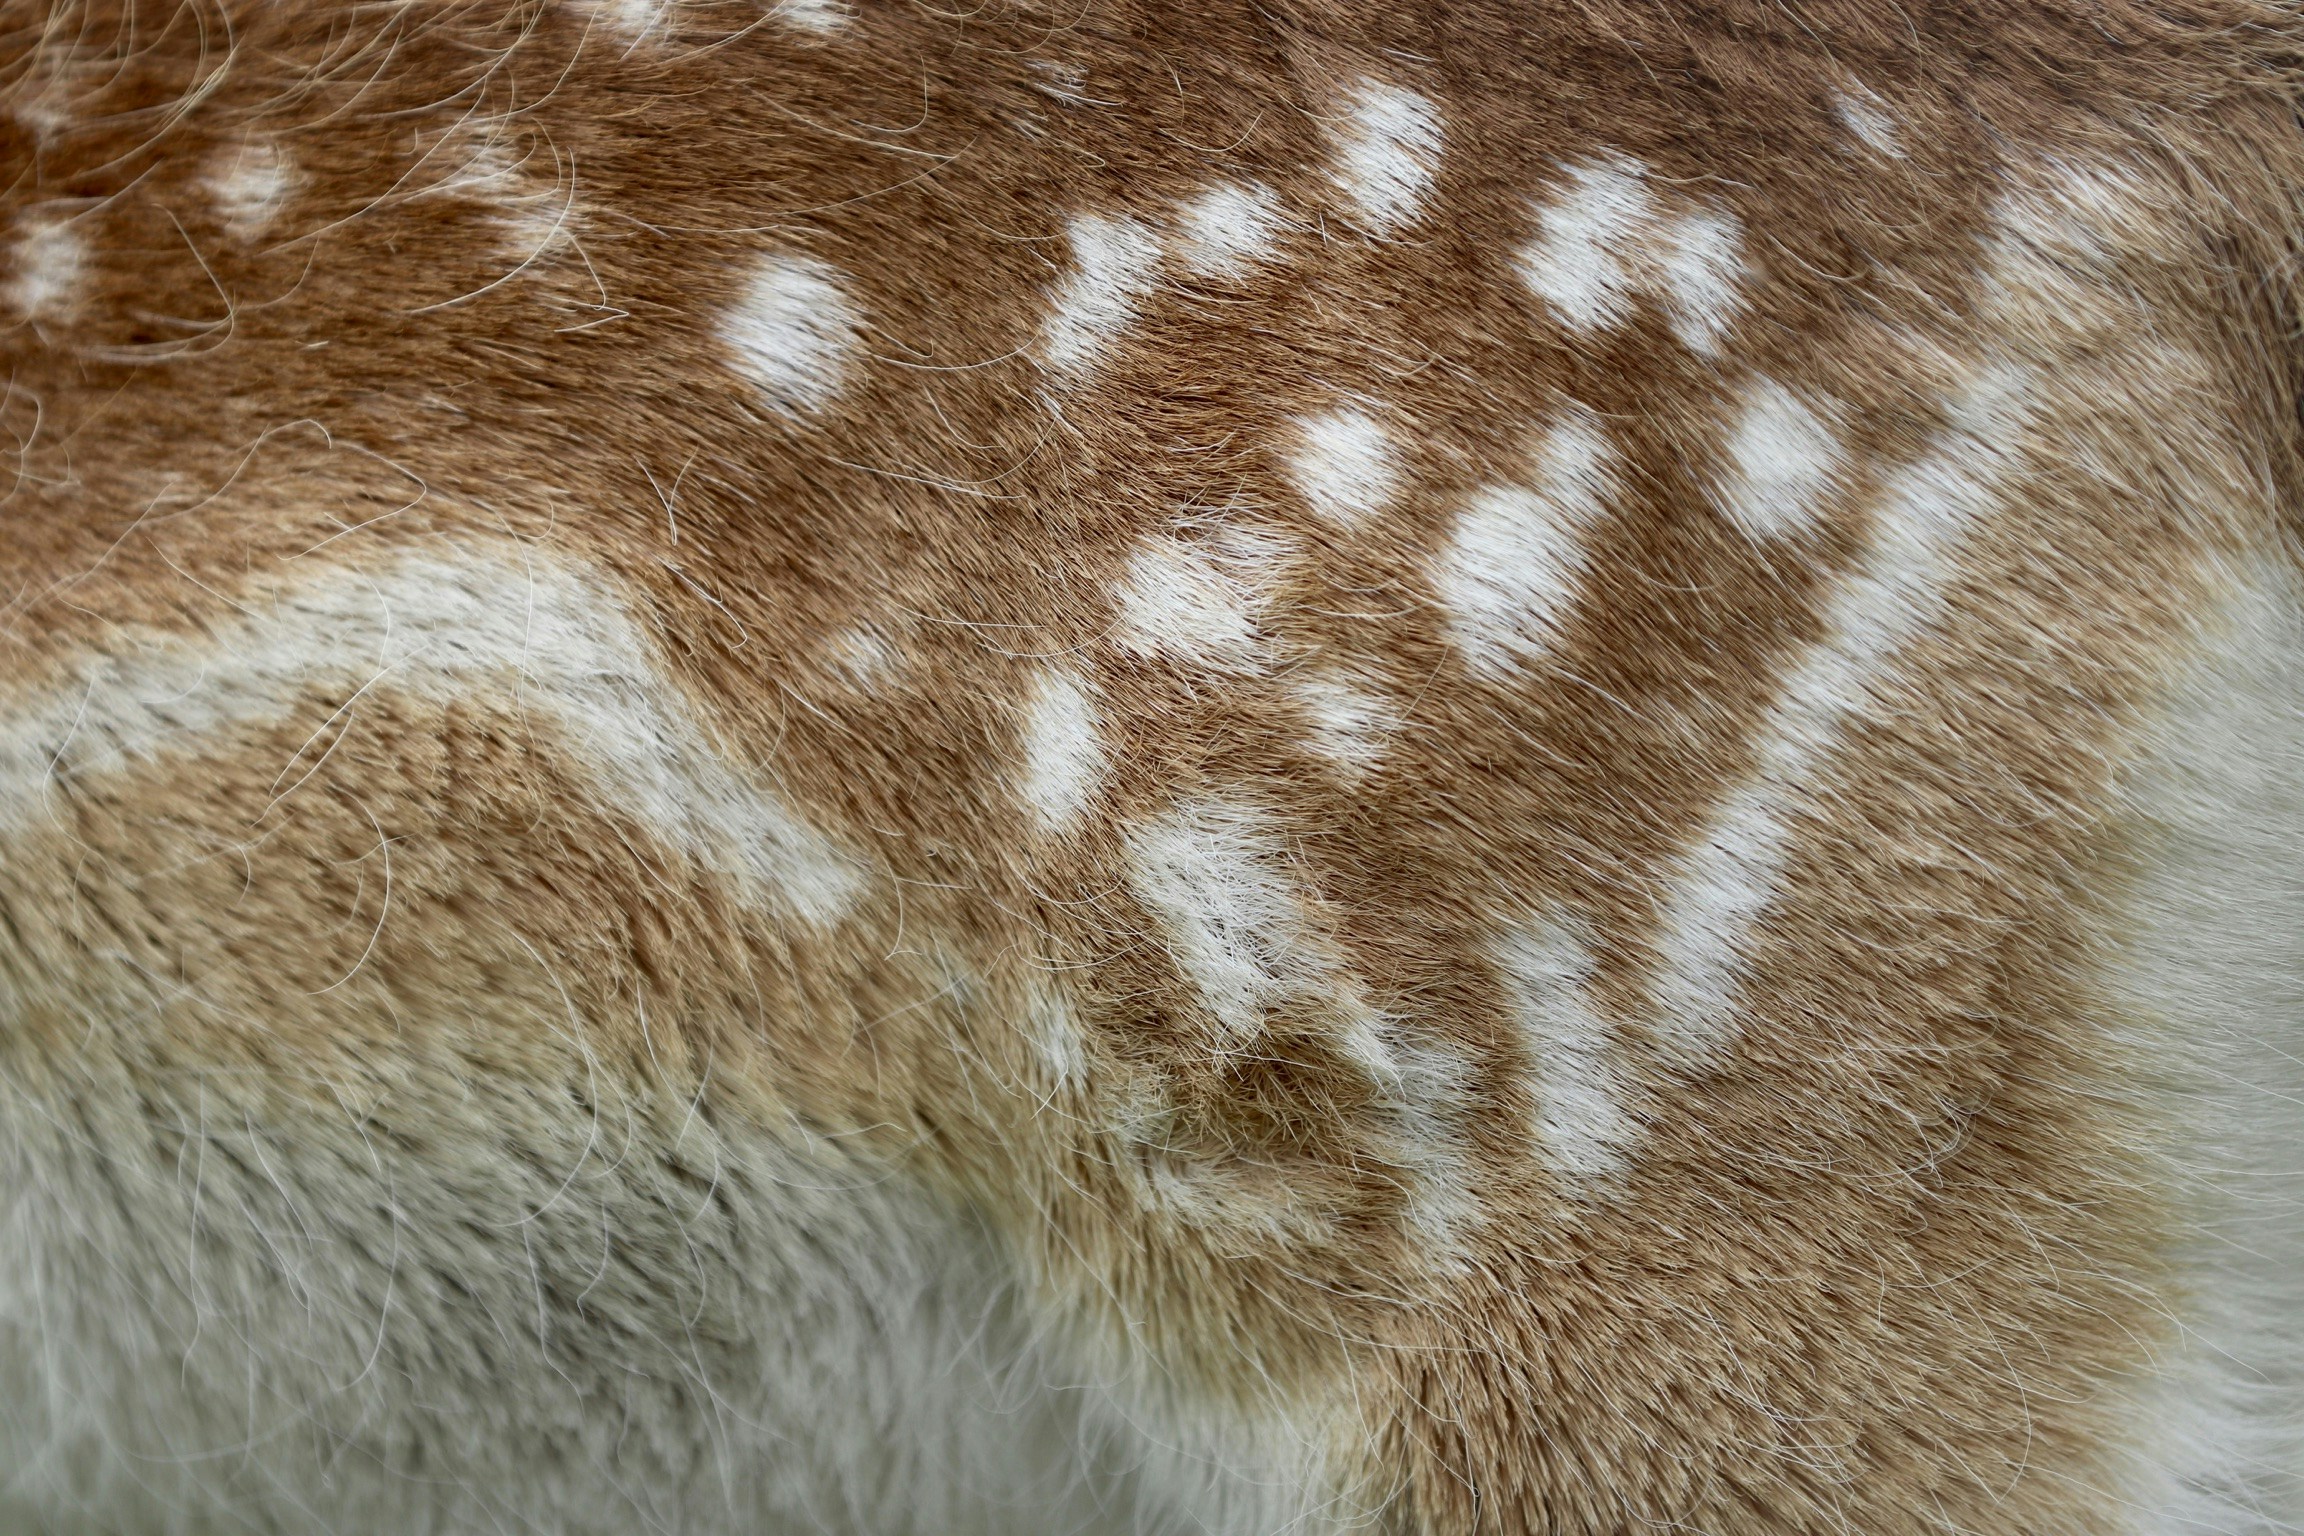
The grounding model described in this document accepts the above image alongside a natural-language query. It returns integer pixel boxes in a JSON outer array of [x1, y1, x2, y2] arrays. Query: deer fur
[[1, 0, 2301, 1530]]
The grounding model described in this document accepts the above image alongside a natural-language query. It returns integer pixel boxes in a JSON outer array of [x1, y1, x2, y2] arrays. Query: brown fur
[[4, 0, 2303, 1529]]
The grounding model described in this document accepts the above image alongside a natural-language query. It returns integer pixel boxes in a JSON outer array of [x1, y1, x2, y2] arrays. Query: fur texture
[[1, 0, 2302, 1530]]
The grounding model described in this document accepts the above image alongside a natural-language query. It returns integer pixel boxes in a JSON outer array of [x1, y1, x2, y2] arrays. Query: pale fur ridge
[[2096, 558, 2304, 1536], [0, 547, 866, 923]]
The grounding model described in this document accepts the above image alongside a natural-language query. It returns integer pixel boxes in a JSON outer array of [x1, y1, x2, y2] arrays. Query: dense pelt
[[0, 0, 2301, 1530]]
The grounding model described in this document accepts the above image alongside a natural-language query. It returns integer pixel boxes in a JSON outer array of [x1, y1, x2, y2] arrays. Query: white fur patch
[[1516, 157, 1657, 334], [574, 0, 671, 41], [1516, 157, 1746, 353], [1716, 376, 1842, 542], [1327, 79, 1444, 235], [1652, 208, 1746, 356], [2097, 557, 2304, 1534], [822, 623, 904, 688], [1112, 528, 1284, 671], [1286, 406, 1401, 528], [1649, 363, 2034, 1066], [1496, 914, 1636, 1189], [1042, 212, 1163, 380], [1125, 797, 1322, 1041], [0, 547, 866, 925], [1175, 180, 1285, 279], [6, 217, 85, 323], [1384, 1038, 1486, 1266], [770, 0, 850, 33], [1124, 798, 1391, 1083], [1296, 665, 1401, 779], [1435, 403, 1617, 678], [720, 253, 864, 419], [1834, 87, 1904, 158], [208, 140, 298, 241], [1016, 665, 1106, 832]]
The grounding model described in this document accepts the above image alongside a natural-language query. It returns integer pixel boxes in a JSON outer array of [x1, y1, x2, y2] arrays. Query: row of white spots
[[1036, 73, 1438, 381], [1475, 359, 2022, 1191], [1516, 155, 1747, 356], [0, 548, 865, 926], [1435, 402, 1618, 678], [1040, 187, 1286, 382], [1649, 360, 2035, 1068]]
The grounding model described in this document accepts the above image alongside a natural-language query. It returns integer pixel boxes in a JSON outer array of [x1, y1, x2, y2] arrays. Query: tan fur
[[3, 0, 2303, 1530]]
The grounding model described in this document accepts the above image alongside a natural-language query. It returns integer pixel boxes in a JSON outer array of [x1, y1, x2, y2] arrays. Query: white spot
[[1652, 207, 1746, 356], [1327, 79, 1443, 236], [575, 0, 672, 40], [1650, 363, 2035, 1066], [1017, 665, 1106, 832], [11, 92, 67, 144], [1111, 528, 1285, 672], [1384, 1037, 1485, 1266], [1515, 156, 1656, 334], [1124, 797, 1389, 1082], [7, 218, 85, 323], [417, 128, 581, 278], [1983, 162, 2148, 310], [1285, 406, 1400, 528], [1434, 404, 1617, 678], [1042, 213, 1163, 380], [822, 623, 904, 688], [0, 548, 867, 926], [1496, 915, 1636, 1188], [1716, 376, 1842, 542], [1175, 180, 1284, 279], [720, 253, 864, 419], [1296, 666, 1401, 779], [770, 0, 849, 33], [1021, 968, 1091, 1092], [208, 140, 298, 241], [1834, 88, 1904, 159]]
